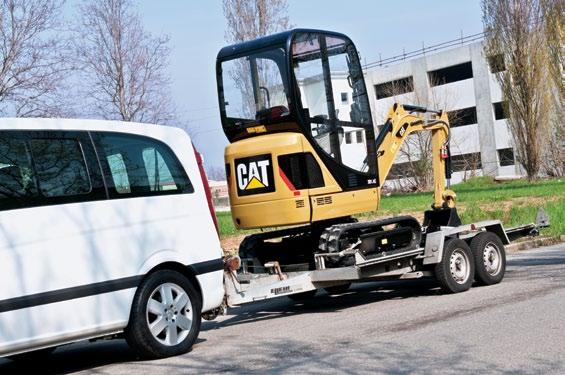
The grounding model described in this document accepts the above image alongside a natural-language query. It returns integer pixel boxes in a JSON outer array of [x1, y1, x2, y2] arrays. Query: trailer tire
[[435, 238, 474, 293], [470, 232, 506, 286], [287, 289, 317, 301]]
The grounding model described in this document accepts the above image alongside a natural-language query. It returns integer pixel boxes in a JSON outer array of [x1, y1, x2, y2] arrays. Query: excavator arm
[[376, 103, 456, 210]]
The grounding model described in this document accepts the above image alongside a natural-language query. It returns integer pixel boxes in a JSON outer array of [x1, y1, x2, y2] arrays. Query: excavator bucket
[[423, 207, 462, 232]]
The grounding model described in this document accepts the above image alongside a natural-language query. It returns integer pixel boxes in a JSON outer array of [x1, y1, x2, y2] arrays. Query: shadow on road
[[0, 338, 206, 375], [0, 280, 440, 374], [205, 279, 440, 330]]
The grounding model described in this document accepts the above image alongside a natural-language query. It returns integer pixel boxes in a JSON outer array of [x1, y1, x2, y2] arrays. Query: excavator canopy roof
[[216, 28, 351, 60]]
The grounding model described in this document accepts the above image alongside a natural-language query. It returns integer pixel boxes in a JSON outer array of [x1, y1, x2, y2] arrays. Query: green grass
[[217, 177, 565, 239], [217, 211, 250, 237], [368, 176, 564, 237]]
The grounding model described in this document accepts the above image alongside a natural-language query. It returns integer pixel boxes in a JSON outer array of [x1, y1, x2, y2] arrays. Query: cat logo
[[234, 154, 275, 196]]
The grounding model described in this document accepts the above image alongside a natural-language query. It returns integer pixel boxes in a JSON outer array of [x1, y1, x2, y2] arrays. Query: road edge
[[506, 235, 565, 253]]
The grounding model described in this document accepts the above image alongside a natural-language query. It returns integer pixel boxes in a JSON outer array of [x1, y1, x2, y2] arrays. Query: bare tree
[[0, 0, 69, 117], [540, 0, 564, 177], [74, 0, 175, 124], [482, 0, 554, 180], [542, 0, 564, 104], [222, 0, 291, 117], [223, 0, 290, 44]]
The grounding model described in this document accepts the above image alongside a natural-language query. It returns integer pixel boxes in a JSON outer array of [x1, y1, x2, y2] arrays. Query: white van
[[0, 119, 225, 359]]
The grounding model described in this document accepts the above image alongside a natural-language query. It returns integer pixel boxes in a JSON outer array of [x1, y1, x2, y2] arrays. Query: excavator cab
[[217, 29, 379, 229]]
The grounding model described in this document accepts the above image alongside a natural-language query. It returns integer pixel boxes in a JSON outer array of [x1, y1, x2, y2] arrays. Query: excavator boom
[[376, 103, 456, 210]]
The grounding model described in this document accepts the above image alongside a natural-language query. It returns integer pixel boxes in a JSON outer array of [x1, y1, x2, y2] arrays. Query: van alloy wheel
[[125, 269, 202, 358], [146, 283, 193, 346]]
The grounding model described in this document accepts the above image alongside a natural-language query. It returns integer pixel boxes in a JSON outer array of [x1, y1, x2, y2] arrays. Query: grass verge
[[217, 177, 564, 241]]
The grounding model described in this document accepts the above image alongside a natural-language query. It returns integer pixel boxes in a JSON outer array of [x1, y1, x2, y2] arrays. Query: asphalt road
[[1, 243, 564, 374]]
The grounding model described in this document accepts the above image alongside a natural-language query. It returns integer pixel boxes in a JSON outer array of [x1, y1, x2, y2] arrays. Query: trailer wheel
[[287, 289, 317, 301], [125, 270, 201, 359], [435, 238, 475, 293], [324, 283, 351, 295], [470, 232, 506, 286]]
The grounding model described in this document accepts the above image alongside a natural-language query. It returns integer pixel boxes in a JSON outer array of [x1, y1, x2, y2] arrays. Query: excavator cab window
[[217, 29, 377, 187], [221, 48, 291, 127], [292, 32, 374, 174]]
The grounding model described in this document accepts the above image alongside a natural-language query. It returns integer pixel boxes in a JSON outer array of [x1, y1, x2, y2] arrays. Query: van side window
[[142, 148, 178, 192], [93, 133, 193, 198], [0, 131, 104, 211], [0, 138, 37, 199], [29, 139, 92, 197], [106, 153, 131, 194]]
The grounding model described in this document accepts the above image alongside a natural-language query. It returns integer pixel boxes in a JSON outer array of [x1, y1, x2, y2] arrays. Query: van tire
[[125, 270, 201, 359]]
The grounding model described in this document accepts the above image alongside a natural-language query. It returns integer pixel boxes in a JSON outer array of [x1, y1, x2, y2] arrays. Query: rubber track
[[318, 215, 421, 255]]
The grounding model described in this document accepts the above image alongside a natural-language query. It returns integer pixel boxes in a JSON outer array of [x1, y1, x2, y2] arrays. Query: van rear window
[[93, 133, 193, 198]]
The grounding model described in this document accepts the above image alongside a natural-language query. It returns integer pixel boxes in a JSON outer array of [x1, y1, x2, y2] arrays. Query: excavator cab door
[[291, 31, 378, 189]]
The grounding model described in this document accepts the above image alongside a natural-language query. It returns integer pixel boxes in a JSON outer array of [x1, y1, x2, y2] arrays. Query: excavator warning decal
[[235, 154, 275, 196]]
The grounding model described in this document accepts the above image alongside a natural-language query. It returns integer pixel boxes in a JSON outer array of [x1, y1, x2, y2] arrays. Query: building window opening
[[374, 76, 414, 99], [356, 131, 363, 143], [447, 106, 477, 127], [498, 148, 515, 166], [493, 101, 509, 120], [488, 54, 505, 73], [428, 62, 473, 86], [451, 152, 482, 172]]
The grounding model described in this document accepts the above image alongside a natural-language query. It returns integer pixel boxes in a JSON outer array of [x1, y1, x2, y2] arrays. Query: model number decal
[[396, 123, 409, 138], [271, 286, 292, 295]]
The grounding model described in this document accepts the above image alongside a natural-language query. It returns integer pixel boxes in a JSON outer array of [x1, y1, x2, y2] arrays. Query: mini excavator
[[216, 29, 462, 272]]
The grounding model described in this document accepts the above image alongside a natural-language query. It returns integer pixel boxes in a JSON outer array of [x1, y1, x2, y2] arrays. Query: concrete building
[[364, 38, 522, 187]]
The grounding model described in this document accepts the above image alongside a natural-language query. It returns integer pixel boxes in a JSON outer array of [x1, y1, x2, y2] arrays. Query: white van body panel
[[0, 118, 224, 356]]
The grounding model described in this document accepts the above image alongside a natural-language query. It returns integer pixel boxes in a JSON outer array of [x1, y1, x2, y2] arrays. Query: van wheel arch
[[142, 262, 203, 304]]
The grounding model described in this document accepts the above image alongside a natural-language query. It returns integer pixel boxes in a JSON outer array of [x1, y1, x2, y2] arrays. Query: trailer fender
[[423, 231, 445, 265], [423, 221, 510, 265], [481, 222, 510, 245]]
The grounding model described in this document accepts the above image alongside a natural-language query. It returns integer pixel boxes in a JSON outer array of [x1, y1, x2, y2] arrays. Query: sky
[[133, 0, 484, 170]]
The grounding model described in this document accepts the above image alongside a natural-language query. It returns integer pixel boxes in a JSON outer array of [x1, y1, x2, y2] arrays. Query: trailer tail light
[[224, 255, 241, 272], [441, 145, 449, 159], [193, 144, 219, 236]]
